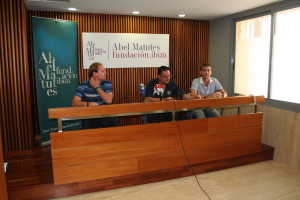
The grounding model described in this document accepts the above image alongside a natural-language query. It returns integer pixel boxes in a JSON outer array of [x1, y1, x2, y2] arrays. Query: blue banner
[[32, 17, 80, 144]]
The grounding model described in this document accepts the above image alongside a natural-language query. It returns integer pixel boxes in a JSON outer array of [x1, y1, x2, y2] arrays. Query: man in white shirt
[[190, 63, 227, 118]]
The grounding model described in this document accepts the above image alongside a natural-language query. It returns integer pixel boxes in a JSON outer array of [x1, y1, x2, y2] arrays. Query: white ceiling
[[25, 0, 283, 20]]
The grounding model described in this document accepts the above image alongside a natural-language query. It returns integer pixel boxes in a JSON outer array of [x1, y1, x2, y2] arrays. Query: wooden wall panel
[[0, 0, 33, 152], [0, 129, 8, 200], [1, 3, 209, 153], [28, 11, 209, 126]]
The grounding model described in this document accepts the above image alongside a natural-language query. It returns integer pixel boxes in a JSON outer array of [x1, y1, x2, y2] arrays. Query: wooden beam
[[49, 101, 175, 119], [49, 96, 264, 120], [175, 96, 265, 110]]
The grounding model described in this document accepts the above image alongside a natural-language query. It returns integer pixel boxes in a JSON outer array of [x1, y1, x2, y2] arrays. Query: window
[[234, 6, 300, 105], [234, 15, 271, 96], [271, 7, 300, 104]]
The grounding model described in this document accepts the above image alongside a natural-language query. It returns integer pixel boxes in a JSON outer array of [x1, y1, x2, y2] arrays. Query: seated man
[[145, 66, 200, 123], [190, 62, 227, 119], [72, 62, 120, 129]]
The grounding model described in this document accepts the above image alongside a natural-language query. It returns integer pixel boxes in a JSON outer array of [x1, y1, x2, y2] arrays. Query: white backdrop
[[82, 33, 169, 69]]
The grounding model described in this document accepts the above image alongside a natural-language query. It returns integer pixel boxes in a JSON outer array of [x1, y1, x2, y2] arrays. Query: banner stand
[[32, 17, 80, 144]]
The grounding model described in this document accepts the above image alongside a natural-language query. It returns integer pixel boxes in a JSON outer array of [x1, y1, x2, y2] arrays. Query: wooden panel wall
[[0, 0, 33, 152], [27, 11, 209, 125], [0, 1, 209, 153], [0, 129, 8, 200]]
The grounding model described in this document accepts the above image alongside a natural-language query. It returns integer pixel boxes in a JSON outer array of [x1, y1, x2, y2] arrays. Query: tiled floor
[[53, 161, 300, 200]]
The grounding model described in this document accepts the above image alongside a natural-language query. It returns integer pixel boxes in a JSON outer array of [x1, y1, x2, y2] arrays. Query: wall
[[0, 0, 33, 153], [0, 129, 8, 200], [27, 12, 210, 128], [209, 16, 232, 94], [0, 1, 210, 153], [260, 105, 300, 169]]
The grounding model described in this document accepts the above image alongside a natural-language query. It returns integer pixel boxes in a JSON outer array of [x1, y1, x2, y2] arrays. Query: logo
[[95, 48, 106, 56], [85, 41, 95, 61], [85, 41, 107, 61], [153, 84, 164, 96]]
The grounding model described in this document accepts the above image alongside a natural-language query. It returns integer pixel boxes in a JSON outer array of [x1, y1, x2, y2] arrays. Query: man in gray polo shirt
[[190, 62, 227, 118]]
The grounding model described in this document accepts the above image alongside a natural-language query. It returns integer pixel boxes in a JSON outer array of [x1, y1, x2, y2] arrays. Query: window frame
[[231, 1, 300, 113]]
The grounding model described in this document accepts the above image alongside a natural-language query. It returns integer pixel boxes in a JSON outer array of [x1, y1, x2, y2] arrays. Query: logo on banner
[[85, 41, 106, 61], [38, 52, 78, 96]]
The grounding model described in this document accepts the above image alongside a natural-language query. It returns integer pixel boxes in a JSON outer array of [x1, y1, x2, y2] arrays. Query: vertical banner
[[32, 17, 80, 145]]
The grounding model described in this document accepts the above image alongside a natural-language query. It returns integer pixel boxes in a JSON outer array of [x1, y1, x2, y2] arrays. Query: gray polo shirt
[[190, 77, 223, 95]]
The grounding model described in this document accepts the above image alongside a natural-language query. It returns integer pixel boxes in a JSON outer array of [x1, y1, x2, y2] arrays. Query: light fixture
[[178, 14, 186, 18], [68, 8, 77, 11], [132, 11, 141, 15]]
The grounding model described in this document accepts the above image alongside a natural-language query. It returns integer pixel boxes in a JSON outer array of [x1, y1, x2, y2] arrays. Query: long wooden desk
[[49, 96, 271, 186], [49, 96, 264, 132]]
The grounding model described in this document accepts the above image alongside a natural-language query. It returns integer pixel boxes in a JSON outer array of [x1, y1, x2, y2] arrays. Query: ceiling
[[25, 0, 283, 20]]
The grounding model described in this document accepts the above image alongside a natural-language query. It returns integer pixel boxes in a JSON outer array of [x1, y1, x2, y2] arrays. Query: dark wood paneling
[[1, 1, 209, 153], [0, 0, 33, 153], [0, 129, 8, 200], [28, 11, 209, 126]]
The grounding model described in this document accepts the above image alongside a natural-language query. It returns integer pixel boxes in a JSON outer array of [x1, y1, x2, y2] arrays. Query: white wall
[[209, 16, 232, 95]]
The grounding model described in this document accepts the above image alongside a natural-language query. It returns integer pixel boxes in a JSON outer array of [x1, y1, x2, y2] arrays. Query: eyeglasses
[[161, 75, 172, 78]]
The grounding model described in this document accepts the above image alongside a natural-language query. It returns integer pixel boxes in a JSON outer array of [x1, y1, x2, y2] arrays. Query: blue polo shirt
[[75, 80, 112, 105]]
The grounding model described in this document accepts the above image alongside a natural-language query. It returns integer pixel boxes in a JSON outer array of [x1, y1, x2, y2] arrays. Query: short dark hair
[[200, 62, 211, 71], [88, 62, 103, 78], [158, 66, 169, 75]]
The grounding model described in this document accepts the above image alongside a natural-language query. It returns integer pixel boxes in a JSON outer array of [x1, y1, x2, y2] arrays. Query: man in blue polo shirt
[[190, 62, 227, 118], [72, 62, 119, 129]]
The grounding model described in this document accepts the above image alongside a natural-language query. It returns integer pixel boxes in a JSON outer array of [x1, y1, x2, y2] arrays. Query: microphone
[[139, 83, 146, 101], [154, 84, 164, 101], [138, 83, 146, 96]]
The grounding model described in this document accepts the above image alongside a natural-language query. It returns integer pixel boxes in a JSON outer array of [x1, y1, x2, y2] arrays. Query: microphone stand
[[141, 94, 145, 102]]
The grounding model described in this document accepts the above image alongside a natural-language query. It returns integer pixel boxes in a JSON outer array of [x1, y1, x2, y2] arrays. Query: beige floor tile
[[197, 161, 300, 200]]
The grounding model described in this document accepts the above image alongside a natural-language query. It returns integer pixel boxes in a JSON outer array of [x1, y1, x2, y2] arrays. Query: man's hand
[[87, 102, 99, 107], [207, 92, 223, 99], [90, 77, 99, 89], [183, 94, 201, 100], [192, 94, 201, 99], [162, 97, 174, 101]]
